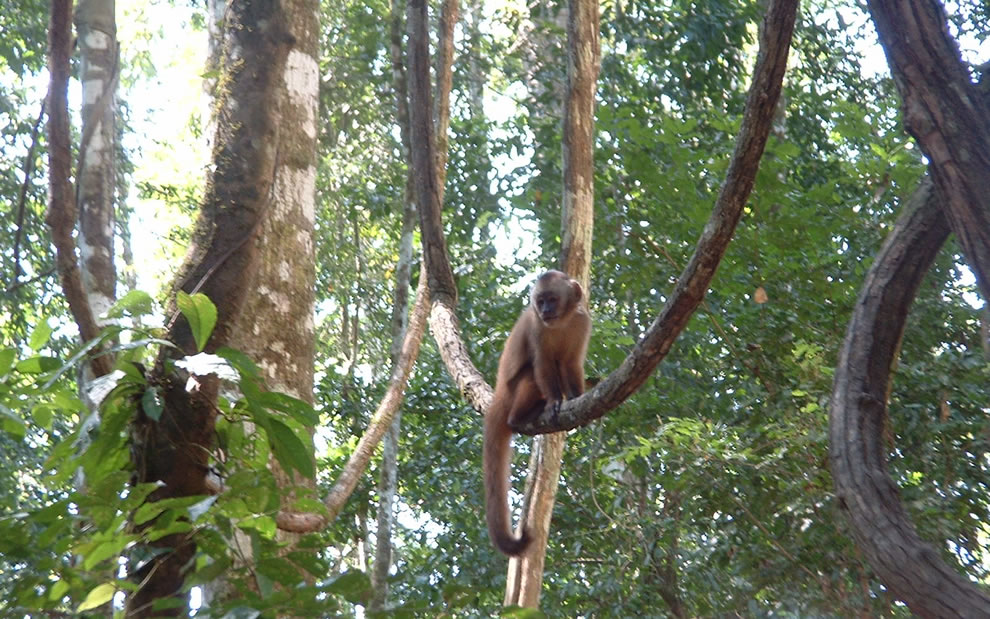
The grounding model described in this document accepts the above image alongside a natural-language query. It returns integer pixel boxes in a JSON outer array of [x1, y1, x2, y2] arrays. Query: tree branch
[[12, 99, 46, 285], [314, 269, 431, 528], [276, 273, 430, 533], [866, 0, 990, 298], [829, 176, 990, 616], [515, 0, 798, 434]]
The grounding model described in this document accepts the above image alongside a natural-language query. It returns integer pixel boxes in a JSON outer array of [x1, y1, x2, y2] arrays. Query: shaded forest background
[[1, 0, 989, 616]]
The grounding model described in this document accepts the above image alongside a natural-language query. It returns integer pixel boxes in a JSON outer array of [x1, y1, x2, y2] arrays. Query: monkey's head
[[531, 270, 583, 327]]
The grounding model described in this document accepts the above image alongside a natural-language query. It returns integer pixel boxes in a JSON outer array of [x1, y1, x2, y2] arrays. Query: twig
[[12, 99, 47, 285]]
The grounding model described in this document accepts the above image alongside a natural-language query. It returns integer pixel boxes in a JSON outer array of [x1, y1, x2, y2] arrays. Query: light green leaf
[[32, 404, 54, 430], [176, 291, 217, 352], [28, 319, 53, 352], [0, 348, 15, 376], [77, 582, 116, 612], [107, 289, 155, 318], [0, 404, 26, 439], [48, 579, 70, 601], [16, 355, 62, 374]]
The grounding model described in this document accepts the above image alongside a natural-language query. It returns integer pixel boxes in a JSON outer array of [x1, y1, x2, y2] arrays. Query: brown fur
[[484, 270, 591, 555]]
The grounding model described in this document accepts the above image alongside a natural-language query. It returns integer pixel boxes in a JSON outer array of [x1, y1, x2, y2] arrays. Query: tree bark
[[505, 0, 600, 608], [74, 0, 117, 323], [407, 0, 458, 307], [370, 1, 417, 609], [128, 2, 297, 615], [234, 0, 320, 568], [283, 0, 458, 534], [829, 177, 990, 617], [45, 0, 113, 379], [866, 0, 990, 300]]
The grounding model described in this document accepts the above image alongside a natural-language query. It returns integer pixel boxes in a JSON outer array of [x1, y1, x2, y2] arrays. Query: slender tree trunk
[[46, 0, 112, 378], [74, 0, 117, 324], [370, 0, 417, 610], [505, 0, 600, 608]]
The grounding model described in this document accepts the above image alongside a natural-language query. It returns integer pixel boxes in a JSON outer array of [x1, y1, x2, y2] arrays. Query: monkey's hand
[[545, 399, 562, 425]]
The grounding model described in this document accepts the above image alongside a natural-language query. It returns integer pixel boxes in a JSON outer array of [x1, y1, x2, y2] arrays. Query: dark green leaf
[[142, 386, 163, 421], [326, 570, 371, 605], [267, 419, 314, 479]]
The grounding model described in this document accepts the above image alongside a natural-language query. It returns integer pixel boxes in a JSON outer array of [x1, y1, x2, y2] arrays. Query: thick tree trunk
[[127, 2, 297, 615], [74, 0, 117, 323], [866, 0, 990, 299], [229, 0, 319, 572], [505, 0, 600, 608], [829, 177, 990, 617]]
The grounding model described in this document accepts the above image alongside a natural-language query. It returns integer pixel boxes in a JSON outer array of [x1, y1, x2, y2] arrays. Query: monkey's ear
[[571, 280, 583, 300]]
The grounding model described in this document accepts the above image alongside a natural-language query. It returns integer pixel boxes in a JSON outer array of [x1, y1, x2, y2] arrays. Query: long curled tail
[[483, 409, 531, 556]]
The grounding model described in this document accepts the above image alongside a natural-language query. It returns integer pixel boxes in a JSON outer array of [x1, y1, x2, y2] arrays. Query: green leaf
[[77, 582, 116, 612], [32, 404, 54, 430], [28, 319, 53, 352], [326, 570, 371, 605], [48, 579, 70, 601], [0, 404, 26, 439], [107, 289, 155, 318], [267, 419, 314, 479], [188, 495, 217, 522], [216, 347, 262, 381], [133, 501, 167, 526], [142, 387, 163, 421], [83, 536, 135, 570], [257, 556, 304, 587], [501, 606, 546, 618], [16, 355, 61, 374], [259, 391, 319, 426], [219, 608, 261, 619], [0, 348, 15, 376], [176, 291, 217, 352]]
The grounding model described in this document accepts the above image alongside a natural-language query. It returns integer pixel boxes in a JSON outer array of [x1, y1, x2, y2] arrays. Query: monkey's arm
[[496, 313, 534, 386]]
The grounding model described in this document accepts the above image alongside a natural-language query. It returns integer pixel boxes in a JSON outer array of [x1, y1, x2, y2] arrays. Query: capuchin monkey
[[484, 270, 592, 556]]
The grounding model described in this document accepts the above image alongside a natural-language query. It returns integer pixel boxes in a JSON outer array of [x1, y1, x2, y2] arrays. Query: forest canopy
[[1, 0, 989, 617]]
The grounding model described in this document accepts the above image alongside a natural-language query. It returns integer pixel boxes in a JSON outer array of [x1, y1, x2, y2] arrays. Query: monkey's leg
[[506, 375, 545, 429]]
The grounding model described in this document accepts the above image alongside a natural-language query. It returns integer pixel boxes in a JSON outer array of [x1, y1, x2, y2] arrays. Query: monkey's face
[[533, 292, 565, 325]]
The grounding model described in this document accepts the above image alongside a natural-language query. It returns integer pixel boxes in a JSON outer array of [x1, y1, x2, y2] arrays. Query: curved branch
[[829, 177, 990, 616], [408, 0, 458, 305], [412, 0, 796, 428], [275, 270, 430, 532], [867, 0, 990, 298], [515, 0, 798, 434], [404, 0, 498, 412]]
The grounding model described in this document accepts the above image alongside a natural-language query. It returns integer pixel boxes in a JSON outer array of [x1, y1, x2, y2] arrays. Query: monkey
[[484, 270, 592, 556]]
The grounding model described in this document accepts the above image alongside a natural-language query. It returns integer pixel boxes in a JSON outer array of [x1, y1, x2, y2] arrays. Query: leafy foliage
[[1, 0, 988, 616]]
